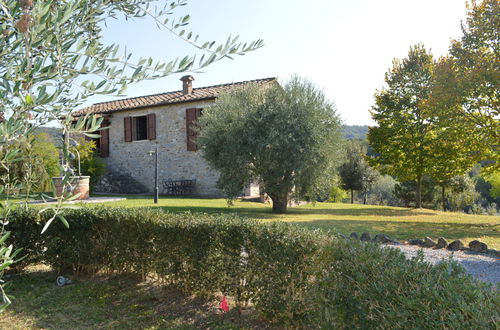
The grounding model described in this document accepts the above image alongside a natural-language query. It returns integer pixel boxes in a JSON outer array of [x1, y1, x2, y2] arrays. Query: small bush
[[308, 242, 499, 329], [71, 137, 107, 191], [0, 133, 60, 193], [328, 184, 348, 202], [8, 207, 499, 328]]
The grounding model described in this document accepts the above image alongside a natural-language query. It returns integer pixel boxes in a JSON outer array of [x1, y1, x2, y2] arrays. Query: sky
[[84, 0, 469, 126]]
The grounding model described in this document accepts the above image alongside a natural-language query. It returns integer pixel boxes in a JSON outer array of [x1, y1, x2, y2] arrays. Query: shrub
[[308, 242, 499, 329], [446, 175, 479, 212], [0, 133, 60, 193], [328, 185, 348, 203], [365, 174, 398, 206], [394, 176, 437, 208], [71, 137, 107, 191], [8, 207, 499, 328]]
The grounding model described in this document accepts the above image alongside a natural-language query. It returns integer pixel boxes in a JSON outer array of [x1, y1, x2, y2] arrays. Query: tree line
[[336, 139, 499, 214], [367, 0, 498, 209]]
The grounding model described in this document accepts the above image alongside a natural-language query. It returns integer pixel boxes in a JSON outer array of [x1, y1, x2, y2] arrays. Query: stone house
[[72, 76, 276, 196]]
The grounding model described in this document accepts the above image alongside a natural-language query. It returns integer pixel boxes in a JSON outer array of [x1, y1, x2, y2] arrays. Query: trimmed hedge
[[8, 207, 500, 328]]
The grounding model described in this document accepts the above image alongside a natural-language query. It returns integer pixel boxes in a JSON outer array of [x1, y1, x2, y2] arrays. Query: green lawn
[[1, 196, 498, 328], [0, 266, 269, 330], [89, 195, 500, 249]]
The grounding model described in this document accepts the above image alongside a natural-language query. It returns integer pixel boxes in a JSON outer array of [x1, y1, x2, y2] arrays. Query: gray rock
[[374, 234, 394, 244], [360, 232, 371, 242], [408, 239, 424, 246], [468, 240, 488, 253], [447, 240, 464, 251], [338, 234, 347, 240], [436, 237, 448, 249], [349, 232, 359, 240], [489, 249, 500, 258], [423, 237, 436, 248]]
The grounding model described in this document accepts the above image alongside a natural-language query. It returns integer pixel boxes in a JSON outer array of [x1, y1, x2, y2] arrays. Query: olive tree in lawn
[[198, 76, 343, 213]]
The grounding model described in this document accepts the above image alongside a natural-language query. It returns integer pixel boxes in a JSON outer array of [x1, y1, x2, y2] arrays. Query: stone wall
[[102, 100, 223, 196]]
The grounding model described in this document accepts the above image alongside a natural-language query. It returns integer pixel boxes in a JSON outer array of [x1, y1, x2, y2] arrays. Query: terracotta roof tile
[[73, 77, 277, 116]]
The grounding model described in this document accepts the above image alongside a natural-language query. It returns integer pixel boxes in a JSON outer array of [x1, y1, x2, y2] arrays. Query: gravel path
[[384, 244, 500, 287]]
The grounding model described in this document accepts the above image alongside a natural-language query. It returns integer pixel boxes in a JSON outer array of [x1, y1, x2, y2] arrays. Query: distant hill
[[36, 126, 63, 147], [343, 125, 369, 140], [35, 125, 368, 144]]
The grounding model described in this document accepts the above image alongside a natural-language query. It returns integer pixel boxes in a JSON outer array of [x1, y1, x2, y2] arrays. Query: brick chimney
[[180, 75, 194, 95]]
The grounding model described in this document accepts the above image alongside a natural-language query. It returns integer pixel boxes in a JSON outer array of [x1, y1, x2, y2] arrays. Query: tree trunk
[[350, 189, 354, 204], [416, 175, 422, 208], [363, 190, 367, 204], [271, 195, 288, 213], [441, 185, 446, 212]]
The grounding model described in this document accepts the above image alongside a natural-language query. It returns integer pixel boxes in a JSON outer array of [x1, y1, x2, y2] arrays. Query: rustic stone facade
[[102, 100, 223, 195], [78, 76, 274, 197]]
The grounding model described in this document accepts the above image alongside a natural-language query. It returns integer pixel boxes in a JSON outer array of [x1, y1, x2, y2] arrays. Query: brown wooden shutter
[[124, 117, 132, 142], [100, 126, 110, 158], [147, 113, 156, 140], [186, 108, 197, 151], [131, 117, 137, 141]]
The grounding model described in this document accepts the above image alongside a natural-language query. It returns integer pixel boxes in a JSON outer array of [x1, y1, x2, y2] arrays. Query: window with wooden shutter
[[100, 125, 110, 157], [131, 117, 139, 141], [124, 117, 132, 142], [186, 108, 202, 151], [147, 113, 156, 140], [125, 115, 155, 141]]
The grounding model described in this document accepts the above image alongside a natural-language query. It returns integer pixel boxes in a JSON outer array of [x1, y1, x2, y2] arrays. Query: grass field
[[0, 266, 268, 330], [88, 195, 500, 249]]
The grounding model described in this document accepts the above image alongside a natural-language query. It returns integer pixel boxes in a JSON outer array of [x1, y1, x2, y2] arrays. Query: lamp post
[[148, 147, 159, 204]]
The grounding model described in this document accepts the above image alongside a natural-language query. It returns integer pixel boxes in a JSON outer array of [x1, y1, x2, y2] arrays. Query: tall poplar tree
[[368, 45, 435, 208], [425, 58, 483, 210]]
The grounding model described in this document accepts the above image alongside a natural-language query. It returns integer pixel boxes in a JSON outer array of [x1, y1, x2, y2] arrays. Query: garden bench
[[162, 179, 196, 195]]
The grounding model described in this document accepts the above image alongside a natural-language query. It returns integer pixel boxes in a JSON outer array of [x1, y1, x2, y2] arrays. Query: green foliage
[[198, 76, 343, 213], [33, 133, 60, 185], [9, 207, 326, 326], [368, 44, 436, 208], [309, 241, 499, 329], [448, 0, 499, 170], [8, 207, 499, 328], [369, 44, 483, 208], [328, 180, 348, 203], [0, 132, 59, 193], [35, 127, 63, 147], [366, 174, 398, 206], [338, 141, 379, 204], [445, 175, 479, 211], [71, 137, 107, 190], [0, 231, 23, 313], [484, 171, 500, 199], [394, 176, 437, 208], [0, 0, 262, 309], [338, 143, 364, 197]]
